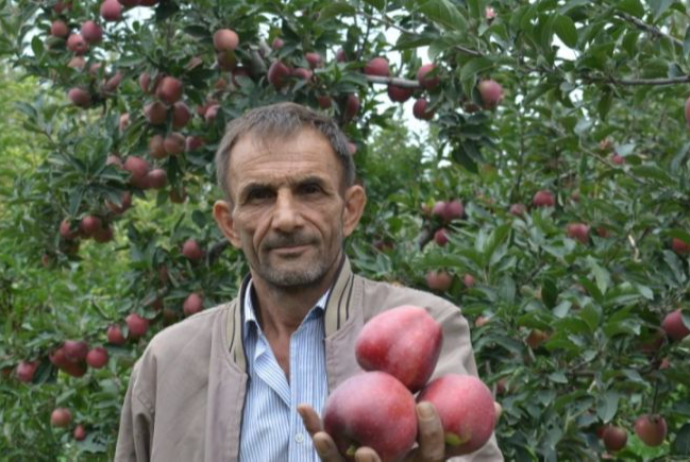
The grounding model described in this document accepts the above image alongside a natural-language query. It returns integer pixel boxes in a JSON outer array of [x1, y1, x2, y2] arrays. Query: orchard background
[[1, 0, 690, 459]]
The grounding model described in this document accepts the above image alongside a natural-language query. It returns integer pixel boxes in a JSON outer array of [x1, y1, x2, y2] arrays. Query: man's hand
[[298, 402, 449, 462]]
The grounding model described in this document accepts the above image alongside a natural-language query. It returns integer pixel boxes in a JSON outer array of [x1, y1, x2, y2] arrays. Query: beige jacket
[[115, 258, 503, 461]]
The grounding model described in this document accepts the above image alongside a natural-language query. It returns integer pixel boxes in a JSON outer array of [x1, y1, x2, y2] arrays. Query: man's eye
[[247, 189, 273, 201], [300, 184, 321, 195]]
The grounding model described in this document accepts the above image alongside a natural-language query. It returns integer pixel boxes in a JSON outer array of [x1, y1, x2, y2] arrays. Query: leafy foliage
[[1, 0, 690, 460]]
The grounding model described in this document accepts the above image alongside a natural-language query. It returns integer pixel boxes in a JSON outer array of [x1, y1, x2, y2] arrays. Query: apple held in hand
[[323, 371, 417, 461], [417, 374, 496, 455], [355, 305, 443, 393]]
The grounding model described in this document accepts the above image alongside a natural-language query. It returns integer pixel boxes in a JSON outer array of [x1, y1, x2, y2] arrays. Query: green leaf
[[362, 0, 385, 11], [318, 3, 356, 22], [418, 0, 468, 32], [672, 423, 690, 456], [617, 0, 645, 18], [596, 391, 620, 423], [554, 15, 578, 48], [459, 56, 495, 97], [650, 0, 675, 21]]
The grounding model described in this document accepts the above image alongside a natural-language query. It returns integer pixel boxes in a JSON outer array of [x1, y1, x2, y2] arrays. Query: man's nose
[[271, 190, 304, 232]]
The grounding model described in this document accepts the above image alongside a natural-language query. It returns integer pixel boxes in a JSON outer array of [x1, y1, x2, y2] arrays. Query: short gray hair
[[215, 102, 356, 202]]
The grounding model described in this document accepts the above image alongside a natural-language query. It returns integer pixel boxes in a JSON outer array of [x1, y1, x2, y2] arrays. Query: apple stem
[[346, 443, 359, 457], [651, 378, 660, 415]]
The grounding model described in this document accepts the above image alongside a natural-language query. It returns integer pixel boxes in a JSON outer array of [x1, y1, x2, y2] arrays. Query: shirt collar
[[243, 279, 330, 338]]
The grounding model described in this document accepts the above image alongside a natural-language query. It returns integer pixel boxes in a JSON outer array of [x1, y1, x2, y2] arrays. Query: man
[[115, 102, 503, 461]]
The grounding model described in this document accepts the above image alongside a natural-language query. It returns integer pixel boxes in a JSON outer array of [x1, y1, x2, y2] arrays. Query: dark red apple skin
[[323, 371, 417, 462], [355, 306, 443, 393], [634, 414, 667, 447], [662, 309, 690, 341], [417, 374, 496, 455], [602, 425, 627, 451]]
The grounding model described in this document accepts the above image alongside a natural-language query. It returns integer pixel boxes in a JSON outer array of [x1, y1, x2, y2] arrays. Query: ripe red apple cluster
[[322, 306, 496, 460], [50, 407, 89, 442], [429, 199, 464, 247]]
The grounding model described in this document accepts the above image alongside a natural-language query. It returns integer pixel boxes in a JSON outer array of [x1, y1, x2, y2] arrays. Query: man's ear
[[213, 200, 242, 249], [342, 184, 367, 238]]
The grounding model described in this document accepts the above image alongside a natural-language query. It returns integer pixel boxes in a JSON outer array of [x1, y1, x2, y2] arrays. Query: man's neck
[[250, 254, 342, 339]]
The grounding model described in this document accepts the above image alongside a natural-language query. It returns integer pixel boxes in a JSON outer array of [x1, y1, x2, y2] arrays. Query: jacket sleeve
[[434, 304, 504, 462], [114, 360, 155, 462]]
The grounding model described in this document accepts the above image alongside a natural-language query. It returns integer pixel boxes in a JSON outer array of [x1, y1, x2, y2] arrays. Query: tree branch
[[363, 74, 420, 88], [615, 12, 683, 49]]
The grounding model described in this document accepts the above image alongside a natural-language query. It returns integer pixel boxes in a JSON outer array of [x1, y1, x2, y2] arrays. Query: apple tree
[[1, 0, 690, 459]]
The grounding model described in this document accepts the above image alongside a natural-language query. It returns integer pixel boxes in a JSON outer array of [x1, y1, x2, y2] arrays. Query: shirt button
[[295, 433, 304, 444]]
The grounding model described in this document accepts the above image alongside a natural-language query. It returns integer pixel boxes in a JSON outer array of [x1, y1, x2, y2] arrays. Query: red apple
[[156, 76, 183, 105], [183, 292, 204, 317], [662, 309, 690, 341], [417, 374, 496, 454], [80, 21, 103, 43], [182, 239, 204, 261], [204, 104, 221, 123], [434, 228, 449, 246], [123, 156, 151, 189], [138, 72, 151, 93], [68, 88, 91, 108], [185, 136, 204, 153], [317, 95, 332, 109], [62, 360, 87, 377], [79, 215, 102, 237], [60, 219, 79, 240], [566, 223, 590, 244], [356, 306, 443, 392], [63, 340, 89, 362], [463, 274, 475, 288], [73, 424, 87, 441], [271, 37, 284, 49], [119, 113, 130, 132], [171, 102, 191, 129], [53, 0, 72, 13], [149, 134, 167, 159], [413, 98, 434, 120], [126, 313, 149, 339], [104, 71, 123, 92], [323, 372, 417, 461], [305, 52, 322, 69], [387, 84, 414, 103], [343, 94, 360, 122], [16, 361, 38, 383], [268, 61, 291, 89], [106, 154, 123, 169], [292, 67, 313, 81], [86, 346, 109, 368], [475, 316, 490, 328], [100, 0, 122, 21], [163, 132, 185, 156], [417, 64, 440, 90], [51, 408, 72, 427], [363, 57, 389, 76], [671, 237, 690, 256], [603, 425, 627, 451], [213, 29, 239, 52], [146, 169, 168, 189], [107, 324, 126, 345], [478, 79, 503, 109], [93, 224, 113, 243], [532, 190, 555, 208], [144, 101, 167, 125], [425, 270, 452, 292], [611, 153, 625, 165], [433, 200, 464, 222], [509, 203, 527, 217], [67, 34, 88, 54], [336, 48, 348, 62], [51, 20, 69, 38], [68, 56, 86, 70], [634, 414, 667, 447]]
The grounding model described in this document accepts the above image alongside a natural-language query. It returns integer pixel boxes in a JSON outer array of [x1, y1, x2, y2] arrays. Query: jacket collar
[[226, 255, 355, 372]]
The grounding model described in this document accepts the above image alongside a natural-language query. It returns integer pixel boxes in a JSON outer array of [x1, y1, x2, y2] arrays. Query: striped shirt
[[239, 280, 330, 462]]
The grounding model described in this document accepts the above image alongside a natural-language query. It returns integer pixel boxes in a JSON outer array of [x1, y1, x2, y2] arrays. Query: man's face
[[213, 128, 365, 290]]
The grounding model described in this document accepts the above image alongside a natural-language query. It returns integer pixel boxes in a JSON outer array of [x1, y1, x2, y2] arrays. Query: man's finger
[[313, 431, 347, 462], [354, 446, 382, 462], [415, 402, 445, 462], [297, 404, 324, 436]]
